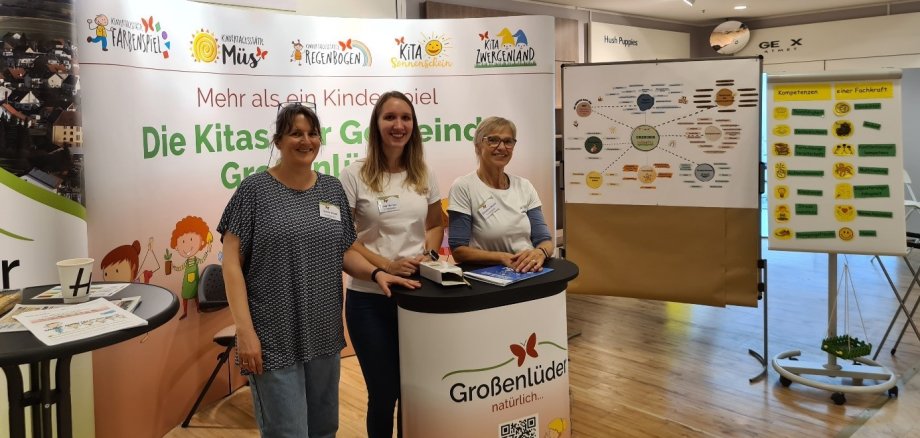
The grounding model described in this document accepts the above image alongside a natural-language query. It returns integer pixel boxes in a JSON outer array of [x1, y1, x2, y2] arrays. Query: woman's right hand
[[236, 326, 264, 375], [497, 252, 516, 269], [386, 256, 423, 277]]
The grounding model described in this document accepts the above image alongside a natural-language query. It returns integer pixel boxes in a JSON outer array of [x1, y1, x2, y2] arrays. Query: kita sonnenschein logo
[[474, 27, 536, 68], [85, 13, 171, 59], [189, 29, 267, 68], [391, 33, 452, 69]]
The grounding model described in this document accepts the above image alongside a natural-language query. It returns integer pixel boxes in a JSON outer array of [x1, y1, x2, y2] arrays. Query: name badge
[[478, 196, 499, 219], [319, 202, 341, 221], [377, 195, 399, 213]]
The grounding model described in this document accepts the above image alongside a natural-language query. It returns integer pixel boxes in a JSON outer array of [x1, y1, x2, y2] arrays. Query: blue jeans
[[248, 353, 340, 438], [346, 290, 401, 438], [89, 35, 107, 50]]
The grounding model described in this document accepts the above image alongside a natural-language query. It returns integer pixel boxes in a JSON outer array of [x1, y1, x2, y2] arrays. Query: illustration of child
[[169, 216, 213, 320], [87, 14, 109, 51], [291, 40, 304, 65], [101, 238, 161, 283]]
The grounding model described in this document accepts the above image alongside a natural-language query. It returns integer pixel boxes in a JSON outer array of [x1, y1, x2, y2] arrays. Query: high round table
[[0, 283, 179, 438]]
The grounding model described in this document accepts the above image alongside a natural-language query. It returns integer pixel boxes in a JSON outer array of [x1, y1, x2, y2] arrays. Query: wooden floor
[[167, 242, 920, 437]]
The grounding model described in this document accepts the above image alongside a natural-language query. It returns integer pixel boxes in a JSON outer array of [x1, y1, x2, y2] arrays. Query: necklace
[[478, 169, 508, 190]]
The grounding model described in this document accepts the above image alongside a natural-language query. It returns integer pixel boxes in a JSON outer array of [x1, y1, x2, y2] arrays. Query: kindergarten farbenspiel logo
[[290, 38, 371, 67], [474, 27, 536, 68], [189, 28, 268, 68], [391, 33, 452, 69], [85, 13, 170, 59]]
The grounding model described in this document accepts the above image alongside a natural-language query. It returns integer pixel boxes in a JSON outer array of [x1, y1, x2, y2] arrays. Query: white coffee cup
[[56, 258, 95, 304]]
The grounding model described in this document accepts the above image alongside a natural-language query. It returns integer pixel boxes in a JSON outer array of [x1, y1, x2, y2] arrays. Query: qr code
[[499, 414, 538, 438]]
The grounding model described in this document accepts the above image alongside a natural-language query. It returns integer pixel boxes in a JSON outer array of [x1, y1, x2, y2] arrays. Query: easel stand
[[772, 253, 898, 405], [748, 258, 768, 383]]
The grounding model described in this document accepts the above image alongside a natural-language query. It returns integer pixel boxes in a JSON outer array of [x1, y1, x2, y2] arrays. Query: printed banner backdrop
[[766, 71, 906, 255], [75, 0, 555, 435]]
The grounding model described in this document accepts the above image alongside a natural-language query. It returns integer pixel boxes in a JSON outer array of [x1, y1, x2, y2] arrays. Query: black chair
[[197, 263, 228, 312], [182, 264, 237, 427]]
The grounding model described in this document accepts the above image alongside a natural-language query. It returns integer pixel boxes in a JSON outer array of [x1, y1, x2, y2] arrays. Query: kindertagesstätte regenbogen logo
[[86, 13, 171, 59], [189, 29, 268, 68], [391, 33, 452, 69], [290, 38, 372, 67], [474, 27, 536, 68]]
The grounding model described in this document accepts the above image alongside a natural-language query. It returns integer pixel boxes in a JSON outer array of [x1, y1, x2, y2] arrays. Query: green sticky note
[[795, 204, 818, 215], [862, 121, 881, 130], [796, 231, 837, 239], [857, 144, 896, 157], [792, 109, 825, 117], [794, 129, 828, 135], [795, 145, 825, 157], [858, 167, 888, 175], [853, 185, 890, 198], [854, 103, 881, 110], [797, 189, 823, 196], [859, 230, 877, 237], [856, 210, 893, 218], [788, 170, 825, 177]]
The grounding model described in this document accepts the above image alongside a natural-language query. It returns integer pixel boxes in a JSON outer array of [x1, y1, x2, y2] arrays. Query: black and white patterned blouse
[[217, 171, 357, 372]]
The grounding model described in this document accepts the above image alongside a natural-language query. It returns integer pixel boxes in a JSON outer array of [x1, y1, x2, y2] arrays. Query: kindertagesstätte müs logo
[[189, 29, 268, 68], [391, 33, 452, 69], [86, 13, 171, 59], [474, 27, 536, 68], [443, 332, 568, 404], [290, 38, 372, 67]]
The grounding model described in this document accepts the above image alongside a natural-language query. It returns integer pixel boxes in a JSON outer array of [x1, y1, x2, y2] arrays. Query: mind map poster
[[562, 58, 761, 208]]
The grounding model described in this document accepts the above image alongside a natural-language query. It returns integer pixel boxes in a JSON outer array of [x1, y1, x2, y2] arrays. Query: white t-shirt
[[447, 172, 541, 253], [340, 159, 441, 294]]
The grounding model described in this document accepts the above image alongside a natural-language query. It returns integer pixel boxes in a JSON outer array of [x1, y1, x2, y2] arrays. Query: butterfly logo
[[338, 39, 352, 51], [509, 333, 538, 367], [395, 36, 405, 45], [141, 16, 154, 33], [255, 47, 268, 59], [478, 31, 489, 41]]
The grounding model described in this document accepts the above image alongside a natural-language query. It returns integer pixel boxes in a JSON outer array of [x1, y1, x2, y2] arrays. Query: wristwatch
[[426, 249, 439, 261]]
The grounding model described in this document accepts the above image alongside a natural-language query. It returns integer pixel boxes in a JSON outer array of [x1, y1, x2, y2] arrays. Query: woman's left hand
[[375, 272, 421, 297], [511, 248, 546, 273]]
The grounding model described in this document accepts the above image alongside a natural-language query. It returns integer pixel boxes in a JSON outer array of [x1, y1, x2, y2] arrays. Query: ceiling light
[[734, 5, 747, 10], [683, 0, 695, 5]]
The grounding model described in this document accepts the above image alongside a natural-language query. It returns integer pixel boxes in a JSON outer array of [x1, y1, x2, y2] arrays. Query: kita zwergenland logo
[[86, 13, 171, 59], [190, 29, 267, 68], [290, 38, 371, 67], [391, 33, 452, 69], [474, 27, 536, 68]]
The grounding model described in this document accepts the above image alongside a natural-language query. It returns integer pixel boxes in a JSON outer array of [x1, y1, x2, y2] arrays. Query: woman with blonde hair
[[447, 116, 554, 272], [340, 91, 443, 438]]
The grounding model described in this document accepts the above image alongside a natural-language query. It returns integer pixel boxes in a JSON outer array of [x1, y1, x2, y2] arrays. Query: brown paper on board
[[565, 204, 760, 307]]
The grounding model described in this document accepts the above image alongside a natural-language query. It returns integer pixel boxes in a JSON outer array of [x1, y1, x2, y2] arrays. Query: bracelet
[[371, 268, 385, 282], [539, 247, 551, 259]]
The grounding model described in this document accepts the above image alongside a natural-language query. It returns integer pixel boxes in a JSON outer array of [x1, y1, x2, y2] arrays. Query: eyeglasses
[[277, 101, 317, 113], [484, 135, 517, 148]]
